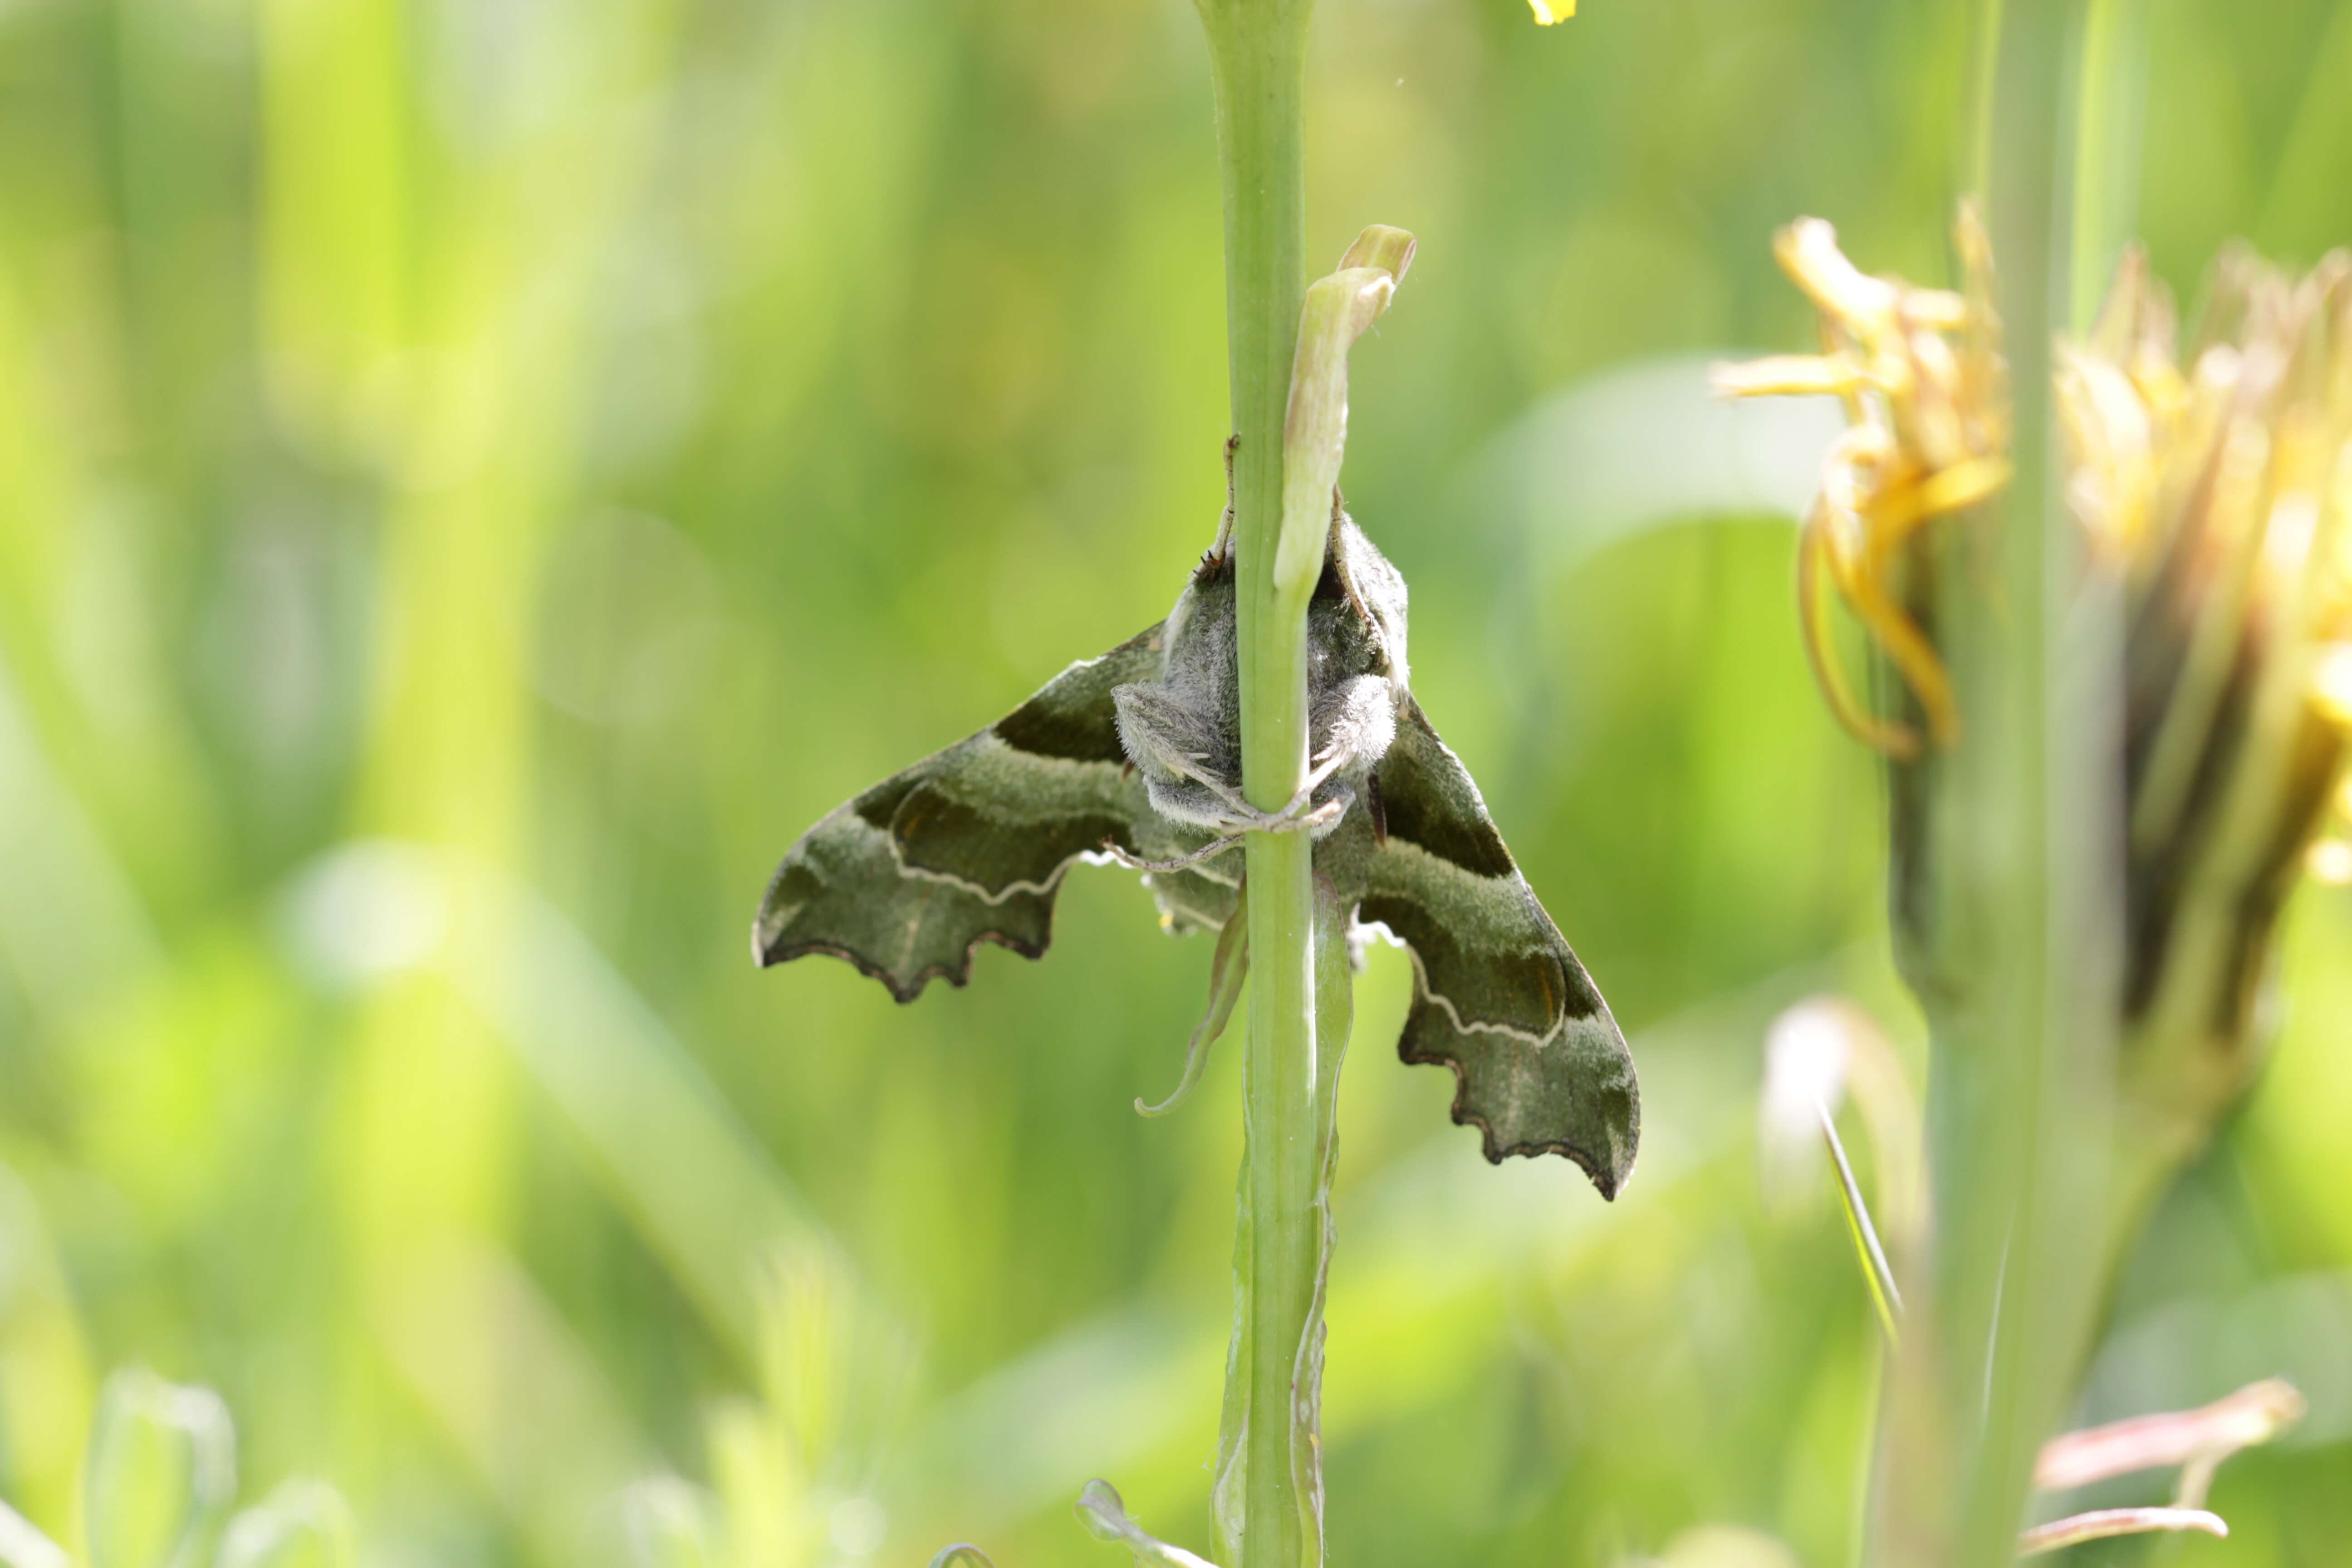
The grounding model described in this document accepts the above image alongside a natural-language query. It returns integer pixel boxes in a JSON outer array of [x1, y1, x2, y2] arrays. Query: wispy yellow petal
[[1914, 456, 2012, 518], [1724, 215, 2006, 755], [1529, 0, 1575, 22], [1775, 219, 1901, 327], [1711, 356, 1861, 398]]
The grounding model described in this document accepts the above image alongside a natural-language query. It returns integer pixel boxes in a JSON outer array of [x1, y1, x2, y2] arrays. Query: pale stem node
[[2033, 1377, 2306, 1493], [1078, 1480, 1223, 1568]]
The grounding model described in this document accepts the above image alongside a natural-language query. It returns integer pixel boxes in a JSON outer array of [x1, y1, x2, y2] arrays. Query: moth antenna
[[1210, 432, 1240, 559], [1328, 503, 1379, 628]]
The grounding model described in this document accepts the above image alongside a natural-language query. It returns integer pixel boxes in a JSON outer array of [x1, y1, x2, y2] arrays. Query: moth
[[754, 478, 1640, 1199]]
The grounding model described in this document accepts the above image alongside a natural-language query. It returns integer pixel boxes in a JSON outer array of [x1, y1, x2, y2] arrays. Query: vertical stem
[[1193, 5, 1318, 1567], [2069, 0, 2146, 331], [1890, 1, 2126, 1562], [1980, 3, 2126, 1557], [1966, 0, 2007, 203]]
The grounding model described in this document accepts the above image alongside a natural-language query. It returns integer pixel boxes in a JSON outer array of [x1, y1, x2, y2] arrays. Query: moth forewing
[[752, 624, 1173, 996]]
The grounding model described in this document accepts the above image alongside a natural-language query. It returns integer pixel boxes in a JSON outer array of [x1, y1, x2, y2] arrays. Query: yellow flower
[[1713, 213, 2009, 757], [1734, 211, 2352, 1150], [2070, 245, 2352, 1124], [1528, 0, 1575, 23], [2061, 245, 2352, 877]]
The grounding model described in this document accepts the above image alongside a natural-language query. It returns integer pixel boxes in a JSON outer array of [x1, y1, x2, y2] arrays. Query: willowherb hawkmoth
[[754, 484, 1639, 1199]]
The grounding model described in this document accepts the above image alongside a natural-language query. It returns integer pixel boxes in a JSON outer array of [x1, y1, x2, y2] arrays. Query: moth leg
[[1117, 678, 1351, 838], [1115, 684, 1242, 828], [1172, 759, 1346, 839], [1102, 829, 1250, 874], [1287, 744, 1352, 809], [1182, 739, 1351, 833], [1132, 746, 1344, 843], [1309, 673, 1396, 784]]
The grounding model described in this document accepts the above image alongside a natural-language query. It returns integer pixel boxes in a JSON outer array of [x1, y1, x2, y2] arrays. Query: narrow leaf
[[1288, 872, 1354, 1543], [1818, 1102, 1902, 1343], [1138, 889, 1249, 1117]]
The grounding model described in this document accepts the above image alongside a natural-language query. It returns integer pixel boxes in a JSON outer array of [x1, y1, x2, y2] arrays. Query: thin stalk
[[1966, 0, 2006, 204], [2068, 0, 2146, 331], [1819, 1103, 1904, 1346], [1874, 1, 2126, 1562], [1191, 6, 1317, 1567], [1932, 0, 2122, 1561]]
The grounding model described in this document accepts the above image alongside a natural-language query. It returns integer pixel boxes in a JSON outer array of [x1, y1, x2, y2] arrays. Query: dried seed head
[[2093, 245, 2352, 1149]]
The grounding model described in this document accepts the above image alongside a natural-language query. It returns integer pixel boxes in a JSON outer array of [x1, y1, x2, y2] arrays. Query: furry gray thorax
[[1112, 515, 1411, 840]]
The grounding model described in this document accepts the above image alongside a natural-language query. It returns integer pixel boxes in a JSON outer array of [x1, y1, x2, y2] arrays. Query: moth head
[[1161, 509, 1407, 697], [1161, 545, 1237, 684]]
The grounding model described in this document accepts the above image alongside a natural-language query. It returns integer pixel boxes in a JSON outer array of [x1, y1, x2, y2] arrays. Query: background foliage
[[0, 0, 2347, 1563]]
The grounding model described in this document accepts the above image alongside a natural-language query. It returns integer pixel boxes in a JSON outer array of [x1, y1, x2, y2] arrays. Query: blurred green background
[[0, 0, 2349, 1563]]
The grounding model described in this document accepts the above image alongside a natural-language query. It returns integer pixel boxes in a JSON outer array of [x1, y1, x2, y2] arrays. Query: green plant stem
[[2069, 0, 2146, 331], [1875, 2, 2130, 1562], [1966, 0, 2006, 200], [1921, 1, 2122, 1562], [1193, 5, 1317, 1567]]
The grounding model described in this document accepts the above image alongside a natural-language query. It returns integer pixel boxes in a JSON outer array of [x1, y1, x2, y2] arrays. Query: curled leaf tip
[[1338, 224, 1416, 284], [1528, 0, 1575, 21], [1076, 1480, 1221, 1568], [1276, 235, 1419, 596]]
